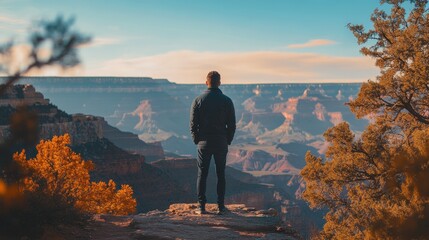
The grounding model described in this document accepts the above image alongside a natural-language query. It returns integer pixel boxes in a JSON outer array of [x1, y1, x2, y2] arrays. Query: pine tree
[[302, 0, 429, 238]]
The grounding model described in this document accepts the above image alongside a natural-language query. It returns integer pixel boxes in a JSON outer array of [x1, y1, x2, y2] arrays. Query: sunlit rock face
[[227, 148, 300, 174], [313, 103, 327, 121]]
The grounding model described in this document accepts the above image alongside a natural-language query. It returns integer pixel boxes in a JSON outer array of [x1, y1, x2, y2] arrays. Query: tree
[[0, 16, 90, 95], [301, 0, 429, 239], [347, 0, 429, 136], [0, 15, 90, 182], [0, 16, 92, 238], [14, 134, 137, 215]]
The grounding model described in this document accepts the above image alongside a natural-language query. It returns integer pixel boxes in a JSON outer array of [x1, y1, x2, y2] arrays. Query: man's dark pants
[[196, 144, 228, 207]]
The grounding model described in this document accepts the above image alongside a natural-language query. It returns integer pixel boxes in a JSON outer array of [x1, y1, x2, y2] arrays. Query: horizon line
[[0, 75, 368, 85]]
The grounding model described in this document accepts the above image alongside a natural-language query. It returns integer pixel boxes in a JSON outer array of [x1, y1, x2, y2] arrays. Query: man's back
[[190, 87, 236, 148]]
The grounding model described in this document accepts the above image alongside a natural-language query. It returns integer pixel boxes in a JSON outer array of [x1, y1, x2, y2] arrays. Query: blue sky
[[0, 0, 385, 83]]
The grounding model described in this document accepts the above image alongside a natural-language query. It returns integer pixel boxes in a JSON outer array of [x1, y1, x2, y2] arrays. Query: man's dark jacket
[[190, 87, 236, 148]]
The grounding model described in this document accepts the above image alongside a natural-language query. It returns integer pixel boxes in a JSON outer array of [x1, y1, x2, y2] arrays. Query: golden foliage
[[14, 134, 136, 215], [348, 0, 429, 133], [303, 124, 429, 239], [76, 180, 137, 215], [302, 1, 429, 239]]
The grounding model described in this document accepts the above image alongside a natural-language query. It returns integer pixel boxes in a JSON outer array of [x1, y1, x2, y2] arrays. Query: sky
[[0, 0, 386, 84]]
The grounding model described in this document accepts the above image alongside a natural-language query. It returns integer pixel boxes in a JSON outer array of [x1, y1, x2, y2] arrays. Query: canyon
[[0, 77, 367, 237], [0, 84, 291, 212], [11, 77, 367, 171]]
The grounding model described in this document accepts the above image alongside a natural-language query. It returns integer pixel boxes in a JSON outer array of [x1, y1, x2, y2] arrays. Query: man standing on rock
[[190, 71, 236, 215]]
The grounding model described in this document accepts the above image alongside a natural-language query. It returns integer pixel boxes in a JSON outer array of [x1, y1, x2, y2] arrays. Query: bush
[[14, 134, 137, 215]]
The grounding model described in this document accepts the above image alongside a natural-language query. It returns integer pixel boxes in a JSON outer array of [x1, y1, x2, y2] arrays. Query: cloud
[[0, 15, 26, 25], [0, 44, 83, 76], [0, 25, 25, 33], [84, 50, 378, 84], [79, 37, 122, 48], [287, 39, 336, 49], [0, 15, 27, 34]]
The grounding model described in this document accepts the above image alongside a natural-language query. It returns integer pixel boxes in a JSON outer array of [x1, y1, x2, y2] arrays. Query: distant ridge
[[0, 76, 363, 86], [0, 76, 173, 85]]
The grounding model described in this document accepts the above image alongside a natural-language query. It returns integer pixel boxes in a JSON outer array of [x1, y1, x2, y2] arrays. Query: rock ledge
[[131, 203, 298, 239]]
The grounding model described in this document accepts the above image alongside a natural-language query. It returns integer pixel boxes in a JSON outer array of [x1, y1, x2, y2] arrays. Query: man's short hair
[[206, 71, 221, 86]]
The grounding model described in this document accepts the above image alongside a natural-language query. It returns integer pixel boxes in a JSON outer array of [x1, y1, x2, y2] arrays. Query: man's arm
[[226, 98, 236, 145], [190, 99, 200, 144]]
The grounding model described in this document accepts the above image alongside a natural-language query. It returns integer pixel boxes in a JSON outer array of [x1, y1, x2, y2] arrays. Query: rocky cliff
[[0, 84, 170, 212], [0, 84, 49, 107], [131, 203, 300, 239], [0, 84, 164, 160], [43, 204, 301, 239]]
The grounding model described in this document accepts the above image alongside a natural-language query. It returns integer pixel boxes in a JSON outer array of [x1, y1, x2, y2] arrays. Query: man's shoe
[[217, 205, 229, 215], [195, 206, 208, 215]]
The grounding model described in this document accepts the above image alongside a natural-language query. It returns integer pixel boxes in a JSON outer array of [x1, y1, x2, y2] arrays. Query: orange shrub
[[14, 134, 136, 215]]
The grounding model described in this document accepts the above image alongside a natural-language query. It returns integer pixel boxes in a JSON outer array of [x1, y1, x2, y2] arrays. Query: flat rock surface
[[131, 203, 297, 240], [49, 204, 299, 239]]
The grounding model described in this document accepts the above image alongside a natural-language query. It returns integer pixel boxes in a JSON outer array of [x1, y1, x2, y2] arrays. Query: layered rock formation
[[0, 84, 164, 160], [11, 77, 367, 161], [227, 147, 300, 174], [0, 84, 171, 212], [0, 84, 49, 107]]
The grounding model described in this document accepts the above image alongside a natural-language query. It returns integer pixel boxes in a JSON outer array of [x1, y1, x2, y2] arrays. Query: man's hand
[[190, 99, 200, 145]]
